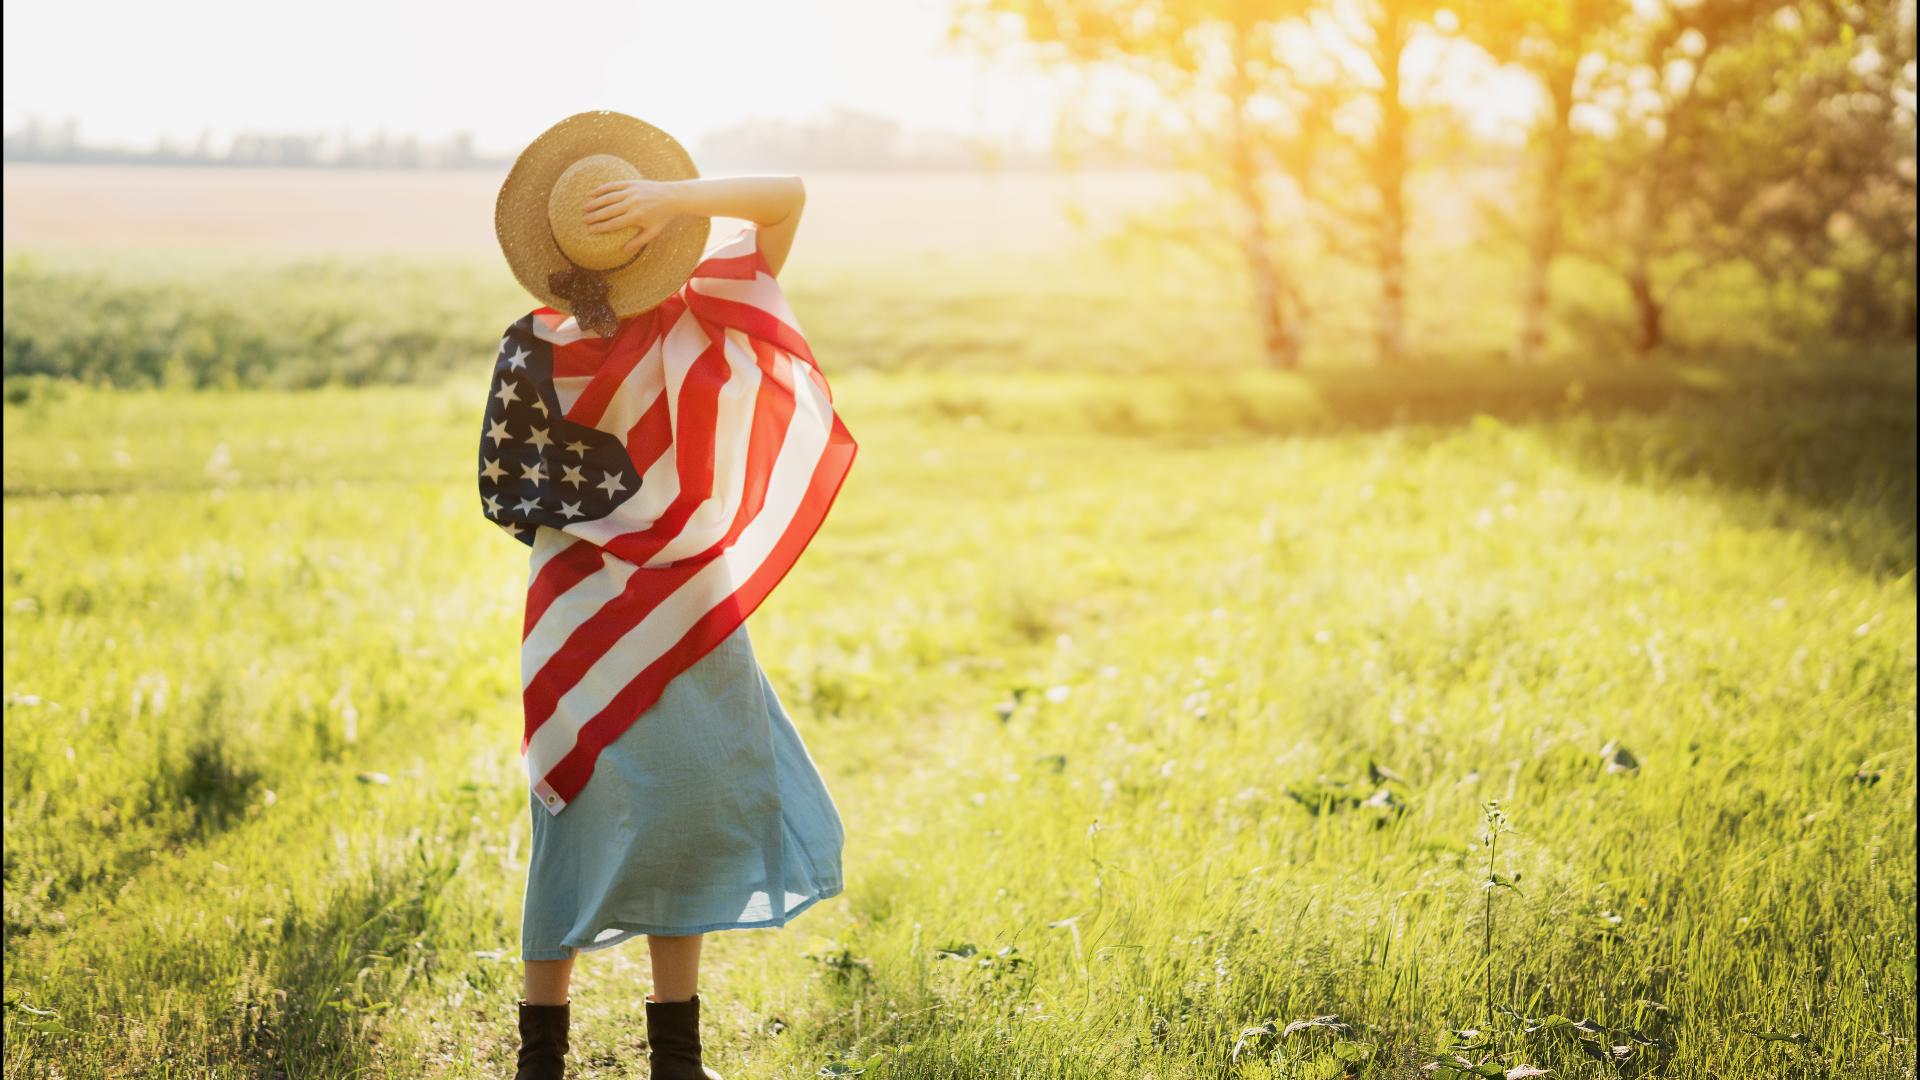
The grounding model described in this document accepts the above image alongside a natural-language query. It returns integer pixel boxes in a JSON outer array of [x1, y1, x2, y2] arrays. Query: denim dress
[[519, 619, 844, 960]]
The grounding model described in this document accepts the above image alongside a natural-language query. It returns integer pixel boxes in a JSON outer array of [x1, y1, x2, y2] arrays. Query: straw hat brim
[[495, 111, 712, 324]]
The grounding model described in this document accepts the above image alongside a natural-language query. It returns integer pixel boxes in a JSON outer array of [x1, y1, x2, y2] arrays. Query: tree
[[1306, 0, 1453, 363], [1565, 0, 1791, 355], [1473, 0, 1628, 364], [1705, 0, 1917, 341], [954, 0, 1324, 369]]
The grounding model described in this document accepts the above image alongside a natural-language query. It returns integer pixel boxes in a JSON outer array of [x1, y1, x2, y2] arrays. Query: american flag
[[479, 226, 857, 815]]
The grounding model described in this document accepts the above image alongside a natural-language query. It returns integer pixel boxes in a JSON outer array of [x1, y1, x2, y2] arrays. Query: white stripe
[[552, 375, 593, 418], [533, 312, 596, 416], [551, 313, 709, 552], [531, 315, 589, 346], [521, 529, 638, 686], [642, 328, 762, 565], [586, 332, 667, 439], [526, 523, 579, 578], [699, 227, 755, 262], [525, 358, 836, 784], [689, 271, 805, 339]]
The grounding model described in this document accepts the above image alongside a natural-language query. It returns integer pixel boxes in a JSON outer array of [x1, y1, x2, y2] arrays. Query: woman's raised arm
[[581, 175, 806, 277]]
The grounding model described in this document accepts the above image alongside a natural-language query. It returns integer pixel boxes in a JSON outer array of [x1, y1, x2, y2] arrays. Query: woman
[[481, 112, 858, 1080]]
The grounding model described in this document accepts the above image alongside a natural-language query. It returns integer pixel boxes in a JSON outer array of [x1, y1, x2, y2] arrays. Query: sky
[[1, 0, 1061, 154]]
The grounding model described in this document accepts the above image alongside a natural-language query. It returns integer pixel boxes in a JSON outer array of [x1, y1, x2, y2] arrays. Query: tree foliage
[[954, 0, 1918, 363]]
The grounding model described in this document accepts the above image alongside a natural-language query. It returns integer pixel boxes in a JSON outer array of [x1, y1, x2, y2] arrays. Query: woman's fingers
[[622, 220, 664, 254], [588, 209, 653, 236], [582, 202, 628, 225]]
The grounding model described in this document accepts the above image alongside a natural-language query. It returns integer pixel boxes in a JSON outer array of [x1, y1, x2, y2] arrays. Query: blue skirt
[[519, 620, 844, 960]]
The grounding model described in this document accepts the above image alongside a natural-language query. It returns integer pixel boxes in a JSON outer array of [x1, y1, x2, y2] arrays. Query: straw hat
[[495, 111, 711, 335]]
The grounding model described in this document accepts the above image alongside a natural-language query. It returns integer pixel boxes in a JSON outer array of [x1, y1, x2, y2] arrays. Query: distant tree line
[[3, 117, 510, 169], [4, 109, 1066, 173], [958, 0, 1918, 365]]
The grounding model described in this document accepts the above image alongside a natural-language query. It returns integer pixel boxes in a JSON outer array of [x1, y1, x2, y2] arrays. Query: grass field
[[4, 160, 1828, 397], [3, 276, 1914, 1080]]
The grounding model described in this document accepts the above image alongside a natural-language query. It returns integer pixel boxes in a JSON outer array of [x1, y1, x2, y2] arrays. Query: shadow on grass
[[933, 351, 1917, 581], [0, 810, 473, 1076], [1537, 371, 1916, 581], [4, 687, 268, 941], [232, 835, 464, 1073]]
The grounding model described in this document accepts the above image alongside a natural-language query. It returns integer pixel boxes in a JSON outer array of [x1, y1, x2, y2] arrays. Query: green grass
[[1, 243, 1269, 390], [3, 312, 1915, 1075], [3, 232, 1880, 394]]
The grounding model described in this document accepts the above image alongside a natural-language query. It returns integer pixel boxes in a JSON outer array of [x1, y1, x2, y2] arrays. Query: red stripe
[[686, 291, 814, 365], [751, 338, 795, 391], [533, 348, 789, 720], [624, 391, 673, 473], [562, 305, 672, 428], [622, 325, 787, 472], [518, 342, 739, 732], [799, 358, 834, 405], [522, 538, 607, 643], [670, 344, 727, 504], [550, 336, 611, 380], [689, 351, 792, 561], [537, 410, 859, 806], [520, 554, 709, 741], [586, 341, 732, 567]]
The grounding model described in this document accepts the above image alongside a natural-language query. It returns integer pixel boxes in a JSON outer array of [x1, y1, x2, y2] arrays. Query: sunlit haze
[[1, 0, 1060, 155], [4, 0, 1538, 158]]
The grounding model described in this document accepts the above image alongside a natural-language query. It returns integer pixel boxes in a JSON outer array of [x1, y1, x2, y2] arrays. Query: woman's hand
[[581, 179, 684, 255], [641, 176, 806, 276]]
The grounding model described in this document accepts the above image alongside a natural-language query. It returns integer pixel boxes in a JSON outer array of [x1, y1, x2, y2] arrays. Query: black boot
[[644, 995, 722, 1080], [514, 998, 570, 1079]]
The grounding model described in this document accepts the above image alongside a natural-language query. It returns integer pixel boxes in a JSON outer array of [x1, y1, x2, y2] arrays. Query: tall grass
[[4, 337, 1912, 1077]]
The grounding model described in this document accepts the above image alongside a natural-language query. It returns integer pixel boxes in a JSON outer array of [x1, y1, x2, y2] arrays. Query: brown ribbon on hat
[[546, 219, 647, 337]]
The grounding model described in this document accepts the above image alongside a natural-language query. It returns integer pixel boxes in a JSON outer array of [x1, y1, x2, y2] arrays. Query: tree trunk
[[1628, 263, 1664, 355], [1373, 11, 1410, 365], [1625, 146, 1667, 358], [1226, 26, 1300, 369], [1515, 70, 1575, 366], [1903, 176, 1918, 341], [1243, 228, 1300, 369]]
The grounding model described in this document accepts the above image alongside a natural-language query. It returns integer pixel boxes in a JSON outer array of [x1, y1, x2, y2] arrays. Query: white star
[[493, 380, 520, 407], [502, 345, 529, 371], [480, 457, 507, 482], [483, 493, 502, 515], [529, 397, 548, 417], [595, 471, 627, 498], [559, 464, 588, 488], [527, 426, 554, 452], [498, 520, 524, 538], [519, 460, 547, 484], [515, 496, 541, 514], [564, 439, 589, 457], [485, 419, 512, 447], [559, 500, 585, 519]]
